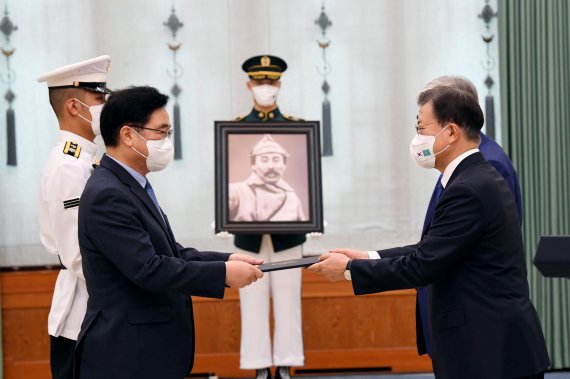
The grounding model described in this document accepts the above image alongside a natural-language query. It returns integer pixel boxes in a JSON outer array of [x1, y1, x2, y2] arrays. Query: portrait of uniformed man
[[228, 134, 306, 222]]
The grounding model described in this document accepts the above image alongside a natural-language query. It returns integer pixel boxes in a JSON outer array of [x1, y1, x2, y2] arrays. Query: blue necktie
[[418, 175, 443, 357], [145, 180, 165, 223], [422, 177, 444, 233]]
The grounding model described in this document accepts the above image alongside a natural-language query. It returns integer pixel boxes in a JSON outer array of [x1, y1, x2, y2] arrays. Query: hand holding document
[[229, 253, 264, 266], [225, 260, 263, 288], [329, 248, 369, 260], [307, 252, 351, 282]]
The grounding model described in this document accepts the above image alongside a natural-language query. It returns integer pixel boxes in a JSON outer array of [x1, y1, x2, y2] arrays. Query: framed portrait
[[215, 121, 323, 234]]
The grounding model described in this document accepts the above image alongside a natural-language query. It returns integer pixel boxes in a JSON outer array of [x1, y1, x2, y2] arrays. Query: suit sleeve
[[352, 183, 486, 295], [176, 243, 231, 262], [377, 244, 417, 259], [84, 187, 227, 298], [43, 160, 88, 280]]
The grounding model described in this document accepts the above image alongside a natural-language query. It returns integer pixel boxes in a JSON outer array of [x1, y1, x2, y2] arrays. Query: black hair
[[417, 86, 484, 141], [100, 86, 169, 147], [48, 88, 86, 119]]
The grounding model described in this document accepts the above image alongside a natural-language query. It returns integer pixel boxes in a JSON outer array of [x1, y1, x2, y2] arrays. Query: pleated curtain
[[499, 0, 570, 368], [0, 279, 2, 378]]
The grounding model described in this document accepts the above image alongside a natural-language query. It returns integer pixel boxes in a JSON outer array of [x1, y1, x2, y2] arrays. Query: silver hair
[[418, 75, 478, 101]]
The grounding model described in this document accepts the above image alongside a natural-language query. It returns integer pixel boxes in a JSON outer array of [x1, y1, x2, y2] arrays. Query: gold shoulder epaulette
[[62, 141, 81, 159], [283, 114, 304, 121], [234, 115, 246, 121]]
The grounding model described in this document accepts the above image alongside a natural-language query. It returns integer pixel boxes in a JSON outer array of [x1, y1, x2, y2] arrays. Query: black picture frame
[[215, 121, 323, 234]]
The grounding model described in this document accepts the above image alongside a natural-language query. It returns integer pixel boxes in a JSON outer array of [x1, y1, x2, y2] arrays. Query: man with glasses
[[37, 55, 111, 379], [75, 86, 263, 379], [414, 76, 523, 359], [310, 86, 549, 379]]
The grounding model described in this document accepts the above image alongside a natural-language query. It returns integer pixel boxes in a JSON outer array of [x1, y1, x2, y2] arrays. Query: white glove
[[306, 220, 327, 239], [211, 220, 234, 239], [216, 231, 234, 239]]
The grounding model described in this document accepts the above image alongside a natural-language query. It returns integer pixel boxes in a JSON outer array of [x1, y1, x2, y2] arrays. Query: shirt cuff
[[367, 251, 380, 260]]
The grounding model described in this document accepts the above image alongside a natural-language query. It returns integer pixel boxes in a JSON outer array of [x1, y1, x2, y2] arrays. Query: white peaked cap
[[37, 55, 111, 94]]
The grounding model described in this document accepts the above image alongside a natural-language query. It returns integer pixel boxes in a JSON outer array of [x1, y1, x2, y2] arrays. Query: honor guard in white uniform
[[234, 55, 306, 379], [37, 55, 111, 379]]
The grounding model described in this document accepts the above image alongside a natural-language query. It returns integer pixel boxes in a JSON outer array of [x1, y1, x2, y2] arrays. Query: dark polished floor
[[212, 372, 570, 379], [297, 373, 570, 379]]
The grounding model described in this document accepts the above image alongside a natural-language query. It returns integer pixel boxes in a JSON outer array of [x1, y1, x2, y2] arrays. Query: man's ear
[[447, 123, 461, 143], [246, 80, 253, 91], [119, 125, 134, 147], [275, 80, 281, 89], [65, 98, 80, 117]]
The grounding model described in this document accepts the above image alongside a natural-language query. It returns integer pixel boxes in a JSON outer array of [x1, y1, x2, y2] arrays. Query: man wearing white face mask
[[76, 86, 263, 379], [232, 55, 305, 379], [309, 87, 549, 379], [37, 55, 111, 379], [236, 55, 300, 124], [413, 76, 523, 360]]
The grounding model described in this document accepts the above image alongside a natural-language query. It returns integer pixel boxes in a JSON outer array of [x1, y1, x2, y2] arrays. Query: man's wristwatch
[[344, 259, 353, 281]]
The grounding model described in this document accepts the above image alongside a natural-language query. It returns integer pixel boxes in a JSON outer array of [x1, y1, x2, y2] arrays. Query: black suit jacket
[[76, 155, 230, 379], [351, 153, 550, 379], [233, 107, 306, 253]]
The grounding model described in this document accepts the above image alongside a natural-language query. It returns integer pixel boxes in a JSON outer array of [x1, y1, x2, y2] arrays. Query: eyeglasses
[[415, 120, 440, 134], [128, 124, 174, 140]]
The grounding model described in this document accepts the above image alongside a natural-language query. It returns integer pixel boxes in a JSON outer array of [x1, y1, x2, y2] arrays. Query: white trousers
[[238, 235, 305, 369]]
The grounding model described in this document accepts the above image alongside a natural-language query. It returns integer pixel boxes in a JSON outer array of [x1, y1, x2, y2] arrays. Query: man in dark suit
[[309, 86, 550, 378], [416, 76, 523, 357], [76, 86, 263, 379]]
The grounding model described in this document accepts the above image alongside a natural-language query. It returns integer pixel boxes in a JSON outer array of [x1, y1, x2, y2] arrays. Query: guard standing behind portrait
[[233, 55, 305, 379], [36, 55, 111, 379]]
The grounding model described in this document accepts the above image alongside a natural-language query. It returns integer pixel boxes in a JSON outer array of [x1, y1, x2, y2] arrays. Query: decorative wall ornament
[[315, 1, 333, 156], [478, 0, 497, 139], [164, 2, 184, 160], [1, 2, 17, 166]]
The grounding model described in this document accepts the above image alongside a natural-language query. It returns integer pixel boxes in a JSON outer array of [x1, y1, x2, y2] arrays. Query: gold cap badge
[[261, 56, 271, 67]]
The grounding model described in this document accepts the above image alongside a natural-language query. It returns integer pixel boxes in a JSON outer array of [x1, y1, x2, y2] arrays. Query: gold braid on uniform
[[62, 141, 81, 158], [283, 114, 304, 121]]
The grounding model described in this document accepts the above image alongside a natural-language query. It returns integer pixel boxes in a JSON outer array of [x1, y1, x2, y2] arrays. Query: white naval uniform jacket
[[38, 130, 96, 340]]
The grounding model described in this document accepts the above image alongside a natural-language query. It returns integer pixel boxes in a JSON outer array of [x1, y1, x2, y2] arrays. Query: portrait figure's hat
[[251, 134, 290, 158]]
